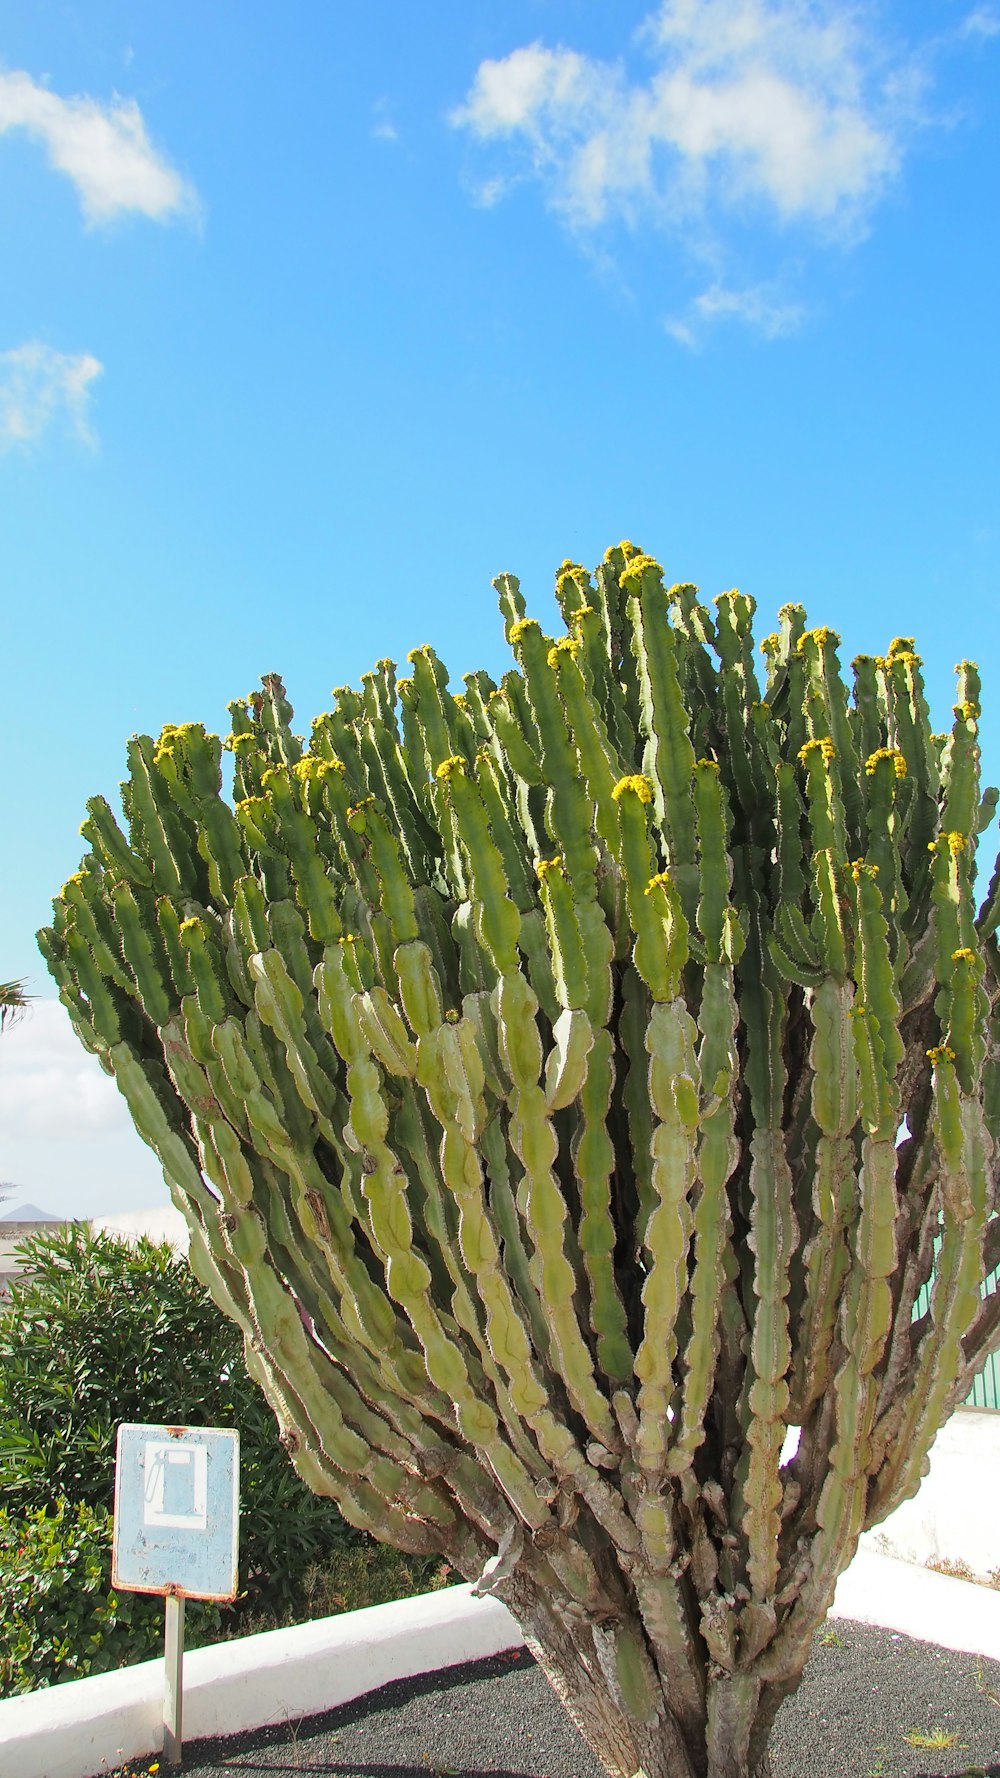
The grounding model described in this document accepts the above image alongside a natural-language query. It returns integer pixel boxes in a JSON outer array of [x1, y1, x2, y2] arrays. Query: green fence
[[912, 1235, 1000, 1410]]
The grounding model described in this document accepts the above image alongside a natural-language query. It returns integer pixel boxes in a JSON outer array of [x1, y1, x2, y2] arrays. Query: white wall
[[860, 1406, 1000, 1582]]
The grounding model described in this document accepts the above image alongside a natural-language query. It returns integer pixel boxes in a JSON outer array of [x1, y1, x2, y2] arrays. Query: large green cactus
[[41, 547, 1000, 1778]]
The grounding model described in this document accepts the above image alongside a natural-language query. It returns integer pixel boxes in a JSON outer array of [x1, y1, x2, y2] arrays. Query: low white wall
[[4, 1409, 999, 1778], [0, 1584, 523, 1778], [860, 1407, 1000, 1582]]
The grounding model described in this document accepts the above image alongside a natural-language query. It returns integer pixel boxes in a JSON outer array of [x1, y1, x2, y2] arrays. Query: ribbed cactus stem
[[41, 546, 1000, 1778]]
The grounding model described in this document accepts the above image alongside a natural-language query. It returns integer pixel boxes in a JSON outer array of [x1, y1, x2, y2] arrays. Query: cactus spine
[[42, 551, 1000, 1778]]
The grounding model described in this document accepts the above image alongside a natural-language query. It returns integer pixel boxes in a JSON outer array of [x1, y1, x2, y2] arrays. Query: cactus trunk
[[41, 548, 1000, 1778]]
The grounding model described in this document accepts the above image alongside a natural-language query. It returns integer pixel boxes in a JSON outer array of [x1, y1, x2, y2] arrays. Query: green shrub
[[0, 1225, 365, 1621], [0, 1499, 221, 1695]]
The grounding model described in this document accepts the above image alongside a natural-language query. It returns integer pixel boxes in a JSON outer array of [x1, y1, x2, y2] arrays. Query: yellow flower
[[611, 774, 654, 804], [951, 947, 976, 964], [864, 747, 906, 779], [926, 1045, 956, 1065], [536, 855, 564, 880], [644, 871, 673, 896], [796, 626, 841, 654], [434, 755, 466, 782], [547, 636, 580, 669], [509, 617, 541, 645], [798, 736, 836, 765]]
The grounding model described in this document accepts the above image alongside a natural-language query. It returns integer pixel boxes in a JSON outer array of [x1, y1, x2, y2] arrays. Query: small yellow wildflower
[[611, 774, 654, 804]]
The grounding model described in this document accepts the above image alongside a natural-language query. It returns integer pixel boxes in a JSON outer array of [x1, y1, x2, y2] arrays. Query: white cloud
[[962, 8, 1000, 38], [0, 68, 197, 225], [452, 2, 906, 235], [372, 98, 400, 143], [0, 341, 103, 449], [0, 998, 167, 1217], [0, 999, 126, 1141], [668, 279, 807, 344]]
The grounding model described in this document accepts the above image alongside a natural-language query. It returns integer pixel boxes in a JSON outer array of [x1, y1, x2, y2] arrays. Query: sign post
[[113, 1424, 240, 1766]]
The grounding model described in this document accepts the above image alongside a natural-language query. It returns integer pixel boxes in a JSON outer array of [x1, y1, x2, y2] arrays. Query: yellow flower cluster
[[179, 916, 201, 935], [644, 870, 673, 896], [951, 947, 977, 964], [611, 774, 654, 804], [695, 757, 720, 773], [864, 747, 907, 778], [547, 636, 581, 669], [509, 617, 541, 646], [434, 755, 466, 782], [926, 1045, 957, 1065], [928, 832, 968, 856], [798, 736, 836, 764], [796, 627, 841, 654], [293, 756, 345, 784], [620, 553, 662, 588], [536, 855, 564, 880], [887, 637, 916, 659], [604, 539, 641, 563]]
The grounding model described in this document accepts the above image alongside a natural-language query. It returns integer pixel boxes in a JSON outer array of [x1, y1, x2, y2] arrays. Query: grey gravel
[[150, 1621, 1000, 1778]]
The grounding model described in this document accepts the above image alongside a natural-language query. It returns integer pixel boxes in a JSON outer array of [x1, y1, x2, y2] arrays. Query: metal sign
[[113, 1423, 240, 1602], [113, 1424, 241, 1766]]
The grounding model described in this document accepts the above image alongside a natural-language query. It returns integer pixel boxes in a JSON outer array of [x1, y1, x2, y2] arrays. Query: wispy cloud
[[666, 279, 806, 346], [452, 3, 906, 231], [962, 7, 1000, 38], [0, 68, 197, 225], [0, 1000, 124, 1141], [0, 342, 103, 450], [451, 1, 942, 335], [372, 98, 400, 143]]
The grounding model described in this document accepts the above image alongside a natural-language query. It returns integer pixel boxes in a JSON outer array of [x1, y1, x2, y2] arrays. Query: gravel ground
[[120, 1619, 1000, 1778]]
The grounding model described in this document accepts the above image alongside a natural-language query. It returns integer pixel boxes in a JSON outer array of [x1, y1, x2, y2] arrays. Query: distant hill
[[0, 1201, 61, 1223]]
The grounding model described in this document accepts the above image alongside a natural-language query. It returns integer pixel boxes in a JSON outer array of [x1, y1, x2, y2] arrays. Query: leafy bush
[[0, 1499, 220, 1695], [0, 1225, 366, 1622]]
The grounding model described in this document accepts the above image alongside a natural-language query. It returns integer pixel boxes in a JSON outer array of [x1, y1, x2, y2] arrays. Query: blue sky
[[2, 0, 998, 1217]]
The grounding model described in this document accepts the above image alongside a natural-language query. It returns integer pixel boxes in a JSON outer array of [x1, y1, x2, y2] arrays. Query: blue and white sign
[[113, 1423, 240, 1602]]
